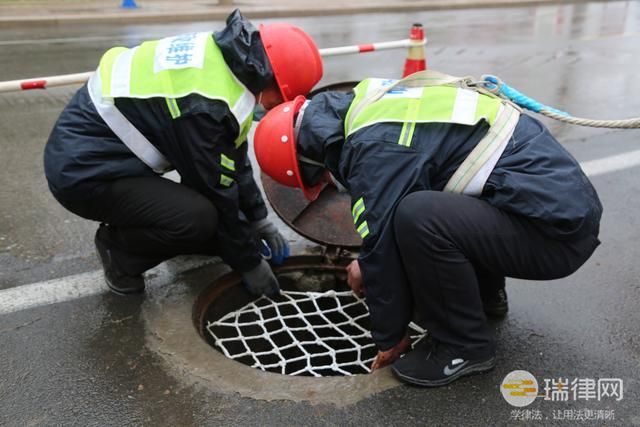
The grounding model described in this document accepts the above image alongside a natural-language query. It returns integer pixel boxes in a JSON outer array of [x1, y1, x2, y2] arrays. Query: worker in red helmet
[[44, 10, 323, 296], [253, 72, 602, 387]]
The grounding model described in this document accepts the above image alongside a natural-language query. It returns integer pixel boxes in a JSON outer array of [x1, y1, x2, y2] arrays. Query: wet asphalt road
[[1, 2, 640, 425]]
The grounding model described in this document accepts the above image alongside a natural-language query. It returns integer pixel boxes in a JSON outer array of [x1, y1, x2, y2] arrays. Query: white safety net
[[206, 289, 426, 377]]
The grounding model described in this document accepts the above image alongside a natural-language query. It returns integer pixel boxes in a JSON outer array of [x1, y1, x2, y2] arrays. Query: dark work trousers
[[57, 176, 219, 276], [393, 191, 600, 358]]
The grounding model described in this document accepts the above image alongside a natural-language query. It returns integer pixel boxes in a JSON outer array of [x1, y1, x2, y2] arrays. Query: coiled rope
[[479, 75, 640, 129]]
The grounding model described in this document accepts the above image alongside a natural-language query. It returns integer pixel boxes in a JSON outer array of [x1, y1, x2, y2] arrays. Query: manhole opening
[[197, 261, 426, 377]]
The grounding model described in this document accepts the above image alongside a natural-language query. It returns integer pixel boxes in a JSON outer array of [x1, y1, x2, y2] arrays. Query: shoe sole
[[103, 276, 145, 296], [391, 357, 496, 387]]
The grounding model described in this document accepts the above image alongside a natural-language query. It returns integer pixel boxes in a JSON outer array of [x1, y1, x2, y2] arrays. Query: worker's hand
[[251, 219, 290, 265], [371, 335, 412, 371], [346, 260, 364, 297], [241, 259, 280, 297]]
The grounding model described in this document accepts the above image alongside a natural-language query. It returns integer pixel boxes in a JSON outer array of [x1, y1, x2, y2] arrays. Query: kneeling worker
[[253, 71, 602, 386], [44, 10, 323, 296]]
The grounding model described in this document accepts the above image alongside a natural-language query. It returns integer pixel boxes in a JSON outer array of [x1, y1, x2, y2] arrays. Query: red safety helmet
[[259, 23, 323, 101], [254, 96, 324, 201]]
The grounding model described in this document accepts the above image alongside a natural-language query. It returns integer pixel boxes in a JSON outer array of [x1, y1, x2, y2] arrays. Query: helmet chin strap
[[297, 154, 348, 193], [297, 153, 325, 168], [328, 172, 348, 193], [295, 99, 322, 167], [294, 99, 310, 141]]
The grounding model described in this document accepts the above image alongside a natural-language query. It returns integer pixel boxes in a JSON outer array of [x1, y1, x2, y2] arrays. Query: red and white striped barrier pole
[[318, 36, 426, 57], [0, 32, 427, 93], [0, 71, 94, 93]]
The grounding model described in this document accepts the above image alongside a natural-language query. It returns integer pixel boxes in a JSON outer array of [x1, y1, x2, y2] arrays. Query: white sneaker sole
[[392, 357, 496, 387]]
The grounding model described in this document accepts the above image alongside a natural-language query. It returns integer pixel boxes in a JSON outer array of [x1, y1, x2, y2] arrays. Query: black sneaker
[[391, 341, 496, 387], [482, 288, 508, 317], [94, 228, 145, 296]]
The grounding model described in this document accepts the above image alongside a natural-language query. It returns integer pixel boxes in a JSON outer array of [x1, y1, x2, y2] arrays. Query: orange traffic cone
[[402, 24, 427, 77]]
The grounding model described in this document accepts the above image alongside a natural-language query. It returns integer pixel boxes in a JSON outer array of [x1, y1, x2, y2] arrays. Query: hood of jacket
[[214, 9, 274, 95], [296, 91, 354, 187]]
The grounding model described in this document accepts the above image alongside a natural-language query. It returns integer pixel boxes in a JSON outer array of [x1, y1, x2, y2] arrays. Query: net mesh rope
[[206, 289, 426, 377]]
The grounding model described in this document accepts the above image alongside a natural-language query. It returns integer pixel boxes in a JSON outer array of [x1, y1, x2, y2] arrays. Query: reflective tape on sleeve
[[220, 174, 234, 187], [357, 221, 370, 239], [352, 197, 366, 224], [220, 154, 235, 171]]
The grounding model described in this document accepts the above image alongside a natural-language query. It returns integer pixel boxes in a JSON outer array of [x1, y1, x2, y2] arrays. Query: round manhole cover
[[195, 257, 426, 377]]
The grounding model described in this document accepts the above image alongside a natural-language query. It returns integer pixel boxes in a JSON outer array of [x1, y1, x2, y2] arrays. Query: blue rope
[[482, 75, 569, 117]]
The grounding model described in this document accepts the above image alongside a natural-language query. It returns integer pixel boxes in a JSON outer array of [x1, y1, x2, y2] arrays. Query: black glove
[[250, 219, 290, 265], [241, 259, 280, 296]]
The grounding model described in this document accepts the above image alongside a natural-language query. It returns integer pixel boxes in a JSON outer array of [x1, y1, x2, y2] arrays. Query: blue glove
[[251, 219, 290, 266]]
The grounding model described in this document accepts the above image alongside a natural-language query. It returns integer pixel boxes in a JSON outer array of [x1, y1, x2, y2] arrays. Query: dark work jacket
[[43, 10, 270, 272], [296, 91, 603, 350]]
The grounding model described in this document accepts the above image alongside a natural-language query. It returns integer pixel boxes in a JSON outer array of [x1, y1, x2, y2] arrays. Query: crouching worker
[[44, 10, 323, 296], [253, 71, 602, 387]]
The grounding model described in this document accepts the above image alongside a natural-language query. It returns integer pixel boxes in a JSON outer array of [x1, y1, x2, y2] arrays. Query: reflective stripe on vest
[[345, 78, 501, 137], [444, 102, 519, 194], [344, 77, 519, 196], [97, 32, 255, 147], [87, 70, 171, 173]]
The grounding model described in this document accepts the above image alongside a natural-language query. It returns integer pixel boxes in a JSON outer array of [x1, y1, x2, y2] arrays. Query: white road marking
[[0, 255, 219, 316], [0, 270, 105, 315], [578, 32, 640, 42], [579, 149, 640, 177], [0, 150, 639, 316]]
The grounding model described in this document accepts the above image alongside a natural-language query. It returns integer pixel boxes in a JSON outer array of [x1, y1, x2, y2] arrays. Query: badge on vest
[[153, 32, 208, 73], [364, 78, 423, 99]]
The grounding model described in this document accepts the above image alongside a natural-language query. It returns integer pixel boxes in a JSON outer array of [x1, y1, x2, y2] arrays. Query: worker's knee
[[394, 191, 453, 249], [394, 191, 441, 234], [173, 197, 218, 243]]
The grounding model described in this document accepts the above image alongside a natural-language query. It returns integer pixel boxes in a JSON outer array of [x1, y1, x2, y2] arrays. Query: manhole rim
[[143, 255, 404, 406], [193, 255, 353, 336], [192, 254, 365, 368]]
